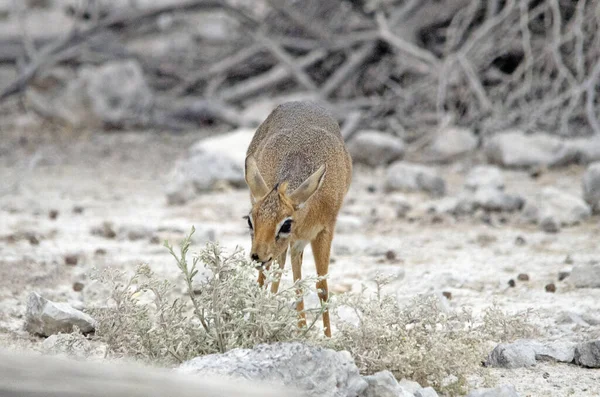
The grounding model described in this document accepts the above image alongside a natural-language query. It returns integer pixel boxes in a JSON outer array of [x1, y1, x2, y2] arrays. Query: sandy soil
[[1, 128, 599, 396]]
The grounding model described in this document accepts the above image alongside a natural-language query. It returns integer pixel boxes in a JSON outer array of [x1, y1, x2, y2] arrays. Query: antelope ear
[[276, 181, 289, 197], [245, 156, 269, 200], [288, 164, 326, 208]]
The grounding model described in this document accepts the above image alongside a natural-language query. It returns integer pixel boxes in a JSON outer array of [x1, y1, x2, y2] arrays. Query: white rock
[[425, 127, 478, 163], [415, 387, 439, 397], [574, 340, 600, 368], [52, 60, 154, 128], [165, 128, 254, 204], [335, 215, 363, 234], [347, 131, 405, 167], [388, 194, 412, 217], [484, 130, 567, 168], [464, 166, 505, 191], [466, 384, 520, 397], [582, 162, 600, 213], [428, 196, 471, 216], [177, 342, 368, 397], [521, 187, 591, 226], [484, 339, 576, 369], [361, 371, 413, 397], [25, 292, 96, 337], [471, 188, 524, 212], [384, 162, 446, 197], [191, 128, 254, 167], [569, 264, 600, 288], [398, 379, 423, 394], [569, 136, 600, 164], [42, 334, 92, 359]]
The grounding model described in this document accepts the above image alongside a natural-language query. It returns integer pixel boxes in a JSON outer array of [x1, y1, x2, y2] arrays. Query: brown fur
[[244, 101, 352, 337]]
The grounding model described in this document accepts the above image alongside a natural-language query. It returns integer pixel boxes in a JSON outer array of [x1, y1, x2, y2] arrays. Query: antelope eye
[[278, 219, 293, 235]]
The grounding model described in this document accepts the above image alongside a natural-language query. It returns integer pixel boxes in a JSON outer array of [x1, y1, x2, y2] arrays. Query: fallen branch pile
[[0, 0, 598, 139]]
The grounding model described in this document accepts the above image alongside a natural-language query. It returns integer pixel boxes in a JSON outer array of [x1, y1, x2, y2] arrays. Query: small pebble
[[64, 254, 79, 266], [558, 271, 570, 281], [442, 291, 452, 300], [72, 206, 84, 214], [517, 273, 530, 281], [508, 279, 516, 288], [529, 167, 543, 179], [431, 215, 444, 224], [476, 234, 497, 246], [480, 213, 492, 224], [91, 221, 117, 239], [150, 235, 160, 245], [540, 217, 560, 233], [367, 185, 376, 193], [27, 234, 40, 245], [515, 236, 526, 246], [385, 250, 397, 261], [73, 282, 84, 292], [545, 283, 556, 293], [49, 210, 59, 220], [564, 255, 574, 264], [94, 248, 107, 256]]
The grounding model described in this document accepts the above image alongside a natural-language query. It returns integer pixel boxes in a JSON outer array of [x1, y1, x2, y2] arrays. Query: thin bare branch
[[585, 58, 600, 135], [253, 31, 318, 91], [375, 11, 440, 71], [218, 49, 327, 103], [265, 0, 332, 41], [319, 43, 375, 98], [340, 111, 362, 141], [457, 55, 493, 111], [172, 44, 265, 96]]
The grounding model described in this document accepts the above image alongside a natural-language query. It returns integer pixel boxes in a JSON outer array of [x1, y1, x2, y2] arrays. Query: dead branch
[[340, 110, 363, 141], [585, 58, 600, 135], [172, 44, 265, 96], [217, 49, 327, 103], [375, 11, 439, 73], [0, 1, 253, 102], [2, 0, 599, 137], [319, 43, 375, 98], [155, 97, 257, 128], [457, 55, 493, 112], [265, 0, 332, 41], [252, 31, 318, 91]]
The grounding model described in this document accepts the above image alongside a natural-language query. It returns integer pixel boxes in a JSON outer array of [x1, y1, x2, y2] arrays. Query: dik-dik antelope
[[244, 101, 352, 337]]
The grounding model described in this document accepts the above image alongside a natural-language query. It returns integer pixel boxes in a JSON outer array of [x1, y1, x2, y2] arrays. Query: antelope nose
[[251, 253, 259, 262]]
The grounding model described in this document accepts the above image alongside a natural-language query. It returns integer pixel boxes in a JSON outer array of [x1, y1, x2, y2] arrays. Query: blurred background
[[1, 1, 600, 394], [0, 0, 599, 138]]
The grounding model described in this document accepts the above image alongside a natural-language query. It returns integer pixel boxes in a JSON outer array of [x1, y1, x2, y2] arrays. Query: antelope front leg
[[270, 247, 288, 294], [311, 229, 333, 337], [290, 242, 307, 329], [257, 263, 271, 287]]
